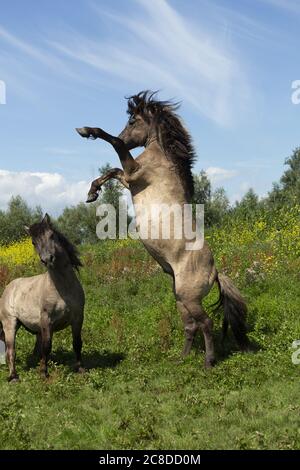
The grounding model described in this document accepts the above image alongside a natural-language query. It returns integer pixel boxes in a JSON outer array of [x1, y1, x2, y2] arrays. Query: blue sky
[[0, 0, 299, 214]]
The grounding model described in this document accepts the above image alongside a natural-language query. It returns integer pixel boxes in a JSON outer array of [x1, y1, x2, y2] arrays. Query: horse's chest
[[50, 303, 70, 330], [46, 296, 74, 330]]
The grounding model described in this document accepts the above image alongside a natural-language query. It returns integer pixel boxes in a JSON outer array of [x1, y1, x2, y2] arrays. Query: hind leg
[[71, 316, 84, 373], [33, 333, 42, 357], [177, 298, 215, 368]]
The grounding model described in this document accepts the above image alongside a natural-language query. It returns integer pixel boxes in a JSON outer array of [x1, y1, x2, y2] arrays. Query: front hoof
[[40, 372, 49, 380], [204, 358, 216, 369], [8, 376, 20, 383], [86, 192, 99, 203], [76, 127, 92, 138]]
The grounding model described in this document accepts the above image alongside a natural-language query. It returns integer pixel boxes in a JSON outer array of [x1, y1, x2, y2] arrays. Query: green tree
[[0, 196, 42, 244], [268, 147, 300, 206], [57, 202, 98, 245], [193, 170, 211, 206], [234, 188, 261, 220], [208, 187, 230, 226], [193, 171, 229, 226]]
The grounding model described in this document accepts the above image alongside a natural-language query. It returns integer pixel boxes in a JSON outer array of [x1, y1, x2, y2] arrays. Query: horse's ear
[[24, 225, 30, 235], [43, 213, 51, 225]]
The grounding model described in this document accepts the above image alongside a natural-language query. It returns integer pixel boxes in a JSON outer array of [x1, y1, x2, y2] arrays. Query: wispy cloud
[[0, 169, 89, 215], [0, 25, 80, 80], [259, 0, 300, 14], [47, 0, 250, 126], [206, 167, 237, 184], [44, 147, 78, 156]]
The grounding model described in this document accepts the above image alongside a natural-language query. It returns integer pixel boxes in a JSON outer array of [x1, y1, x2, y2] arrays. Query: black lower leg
[[76, 127, 139, 174], [40, 338, 51, 378], [73, 334, 84, 373]]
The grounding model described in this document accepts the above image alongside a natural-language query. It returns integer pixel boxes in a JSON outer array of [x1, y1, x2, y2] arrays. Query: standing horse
[[76, 91, 250, 367], [0, 214, 85, 381]]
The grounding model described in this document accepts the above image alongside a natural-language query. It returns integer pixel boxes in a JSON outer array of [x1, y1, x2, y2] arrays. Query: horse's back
[[1, 275, 45, 332]]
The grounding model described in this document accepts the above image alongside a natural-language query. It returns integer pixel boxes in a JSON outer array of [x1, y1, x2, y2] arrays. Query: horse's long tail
[[214, 273, 250, 351]]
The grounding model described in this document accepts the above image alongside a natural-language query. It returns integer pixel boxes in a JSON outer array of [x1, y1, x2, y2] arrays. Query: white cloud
[[205, 167, 237, 184], [0, 169, 89, 215]]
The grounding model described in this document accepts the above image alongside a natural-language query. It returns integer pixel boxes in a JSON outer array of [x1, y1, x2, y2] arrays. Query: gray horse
[[76, 91, 250, 368], [0, 214, 85, 381]]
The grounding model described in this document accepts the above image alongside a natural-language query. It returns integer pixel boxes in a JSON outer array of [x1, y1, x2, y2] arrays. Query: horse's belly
[[17, 307, 42, 333]]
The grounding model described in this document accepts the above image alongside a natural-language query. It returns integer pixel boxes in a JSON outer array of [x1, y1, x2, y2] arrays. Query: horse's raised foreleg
[[86, 168, 129, 203], [71, 318, 84, 373], [76, 127, 139, 174], [3, 320, 19, 382]]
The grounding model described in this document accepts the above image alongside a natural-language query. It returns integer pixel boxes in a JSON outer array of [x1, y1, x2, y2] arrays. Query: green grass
[[1, 239, 300, 449]]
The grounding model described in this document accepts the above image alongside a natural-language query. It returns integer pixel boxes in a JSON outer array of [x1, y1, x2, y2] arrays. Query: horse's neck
[[134, 141, 188, 204], [47, 264, 78, 290]]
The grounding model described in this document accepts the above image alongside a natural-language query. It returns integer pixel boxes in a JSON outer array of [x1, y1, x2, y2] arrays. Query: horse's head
[[118, 91, 162, 150], [25, 214, 82, 270], [25, 214, 59, 268], [118, 113, 151, 150]]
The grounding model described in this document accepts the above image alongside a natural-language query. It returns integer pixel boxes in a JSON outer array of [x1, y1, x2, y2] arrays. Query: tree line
[[1, 148, 299, 246]]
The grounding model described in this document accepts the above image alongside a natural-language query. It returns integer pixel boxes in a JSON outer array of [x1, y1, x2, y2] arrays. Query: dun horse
[[0, 214, 85, 381], [76, 91, 250, 367]]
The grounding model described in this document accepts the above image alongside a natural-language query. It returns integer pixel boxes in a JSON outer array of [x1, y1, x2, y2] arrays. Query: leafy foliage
[[268, 147, 300, 206], [0, 196, 42, 245], [193, 171, 229, 226]]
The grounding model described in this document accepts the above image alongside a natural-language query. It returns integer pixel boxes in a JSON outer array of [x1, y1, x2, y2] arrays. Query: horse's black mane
[[126, 91, 196, 199], [29, 220, 82, 270]]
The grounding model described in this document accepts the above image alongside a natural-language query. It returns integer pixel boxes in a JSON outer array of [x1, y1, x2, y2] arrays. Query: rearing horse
[[76, 91, 250, 367]]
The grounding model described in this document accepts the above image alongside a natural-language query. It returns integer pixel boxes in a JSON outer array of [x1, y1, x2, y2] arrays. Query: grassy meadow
[[0, 206, 300, 450]]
